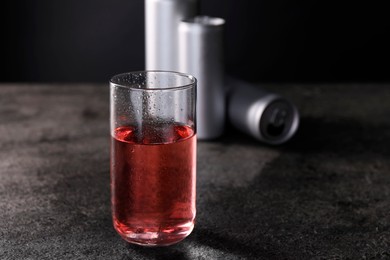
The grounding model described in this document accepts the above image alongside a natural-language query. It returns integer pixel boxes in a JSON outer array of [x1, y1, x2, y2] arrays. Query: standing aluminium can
[[178, 16, 226, 140], [145, 0, 198, 71]]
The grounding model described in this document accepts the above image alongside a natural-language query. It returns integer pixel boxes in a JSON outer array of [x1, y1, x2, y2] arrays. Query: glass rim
[[109, 70, 197, 92]]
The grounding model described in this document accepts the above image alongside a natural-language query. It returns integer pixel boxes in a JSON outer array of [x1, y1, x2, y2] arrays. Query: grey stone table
[[1, 84, 389, 259]]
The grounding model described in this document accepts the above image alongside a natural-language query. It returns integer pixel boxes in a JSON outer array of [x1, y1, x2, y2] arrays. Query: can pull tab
[[267, 108, 288, 137]]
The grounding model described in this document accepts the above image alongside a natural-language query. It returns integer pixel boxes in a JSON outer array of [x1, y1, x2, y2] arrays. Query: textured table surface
[[1, 84, 389, 259]]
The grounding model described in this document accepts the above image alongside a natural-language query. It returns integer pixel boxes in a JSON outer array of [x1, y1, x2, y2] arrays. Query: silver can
[[228, 78, 299, 145], [145, 0, 198, 71], [178, 16, 226, 140]]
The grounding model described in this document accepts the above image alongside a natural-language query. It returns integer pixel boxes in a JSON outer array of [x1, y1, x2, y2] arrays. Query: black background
[[2, 0, 390, 83]]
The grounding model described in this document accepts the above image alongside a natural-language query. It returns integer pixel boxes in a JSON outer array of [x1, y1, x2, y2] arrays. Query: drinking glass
[[110, 71, 196, 246]]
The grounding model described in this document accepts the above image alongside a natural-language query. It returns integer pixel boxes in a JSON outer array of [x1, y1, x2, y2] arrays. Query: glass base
[[114, 220, 194, 247]]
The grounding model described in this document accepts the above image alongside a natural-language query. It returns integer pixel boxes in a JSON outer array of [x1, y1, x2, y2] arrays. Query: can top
[[181, 16, 225, 27], [258, 98, 299, 145]]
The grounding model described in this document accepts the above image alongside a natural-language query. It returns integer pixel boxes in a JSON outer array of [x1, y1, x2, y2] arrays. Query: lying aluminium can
[[228, 77, 299, 145], [178, 16, 226, 140], [145, 0, 198, 71]]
